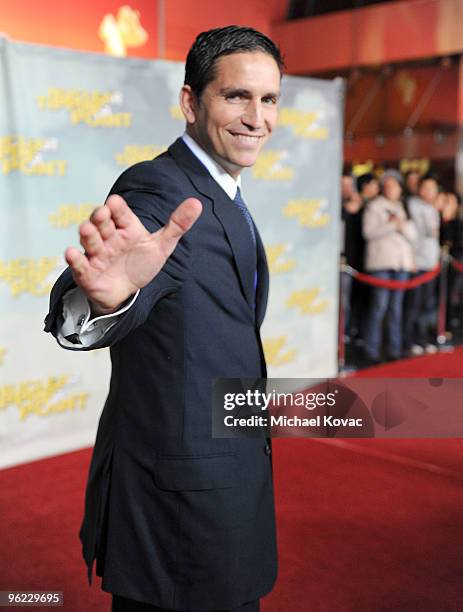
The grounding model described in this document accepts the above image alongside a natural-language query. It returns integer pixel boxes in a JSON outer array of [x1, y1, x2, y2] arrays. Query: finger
[[79, 220, 104, 256], [90, 206, 117, 240], [65, 246, 91, 281], [90, 205, 110, 225], [105, 194, 134, 229], [157, 198, 202, 253]]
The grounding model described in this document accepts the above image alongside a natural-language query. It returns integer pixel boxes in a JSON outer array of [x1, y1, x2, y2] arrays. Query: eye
[[225, 94, 243, 102], [262, 96, 278, 105]]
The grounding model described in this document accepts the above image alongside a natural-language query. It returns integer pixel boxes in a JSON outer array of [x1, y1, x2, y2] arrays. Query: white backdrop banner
[[0, 38, 343, 469]]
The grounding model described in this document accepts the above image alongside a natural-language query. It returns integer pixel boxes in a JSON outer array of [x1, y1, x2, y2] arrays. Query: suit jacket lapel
[[168, 138, 258, 310], [209, 186, 257, 308]]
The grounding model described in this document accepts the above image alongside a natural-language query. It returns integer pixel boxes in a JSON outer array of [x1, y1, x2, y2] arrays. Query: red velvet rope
[[450, 257, 463, 273], [348, 265, 441, 290]]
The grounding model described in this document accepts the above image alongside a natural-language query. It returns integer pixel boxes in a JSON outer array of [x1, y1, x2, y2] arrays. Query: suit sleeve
[[44, 160, 193, 351], [55, 286, 140, 349]]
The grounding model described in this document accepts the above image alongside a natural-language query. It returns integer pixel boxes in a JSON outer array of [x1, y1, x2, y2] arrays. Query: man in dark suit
[[45, 26, 283, 611]]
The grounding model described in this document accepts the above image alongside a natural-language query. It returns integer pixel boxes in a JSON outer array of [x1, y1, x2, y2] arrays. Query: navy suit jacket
[[45, 138, 277, 610]]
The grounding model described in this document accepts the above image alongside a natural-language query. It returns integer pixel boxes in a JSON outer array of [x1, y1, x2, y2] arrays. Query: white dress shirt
[[57, 132, 241, 348]]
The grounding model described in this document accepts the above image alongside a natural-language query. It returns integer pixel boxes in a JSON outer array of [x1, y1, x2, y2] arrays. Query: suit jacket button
[[264, 443, 271, 455]]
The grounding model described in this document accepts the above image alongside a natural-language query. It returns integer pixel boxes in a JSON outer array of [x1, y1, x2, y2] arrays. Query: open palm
[[65, 194, 202, 314]]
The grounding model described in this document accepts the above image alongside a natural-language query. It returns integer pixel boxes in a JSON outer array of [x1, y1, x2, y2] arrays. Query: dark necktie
[[234, 187, 256, 246], [233, 186, 258, 296]]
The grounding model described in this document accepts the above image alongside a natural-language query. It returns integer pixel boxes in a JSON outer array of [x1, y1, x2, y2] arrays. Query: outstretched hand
[[65, 194, 202, 314]]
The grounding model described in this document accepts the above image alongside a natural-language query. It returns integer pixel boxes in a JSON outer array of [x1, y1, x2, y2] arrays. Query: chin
[[231, 154, 259, 168]]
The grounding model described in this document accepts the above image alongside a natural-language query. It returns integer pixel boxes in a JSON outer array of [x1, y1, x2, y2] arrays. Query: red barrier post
[[338, 258, 346, 372], [437, 244, 450, 345]]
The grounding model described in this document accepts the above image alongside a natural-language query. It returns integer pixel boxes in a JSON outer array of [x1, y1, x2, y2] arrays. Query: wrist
[[89, 295, 134, 316]]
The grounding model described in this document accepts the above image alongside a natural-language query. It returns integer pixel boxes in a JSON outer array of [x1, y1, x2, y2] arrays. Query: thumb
[[156, 197, 203, 252]]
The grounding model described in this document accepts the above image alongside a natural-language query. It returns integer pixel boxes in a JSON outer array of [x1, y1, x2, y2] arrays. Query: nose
[[241, 99, 264, 131]]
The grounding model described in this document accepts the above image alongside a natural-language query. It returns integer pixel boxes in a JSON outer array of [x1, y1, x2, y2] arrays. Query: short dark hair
[[356, 173, 377, 193], [184, 25, 284, 98], [418, 173, 439, 188], [404, 169, 421, 178]]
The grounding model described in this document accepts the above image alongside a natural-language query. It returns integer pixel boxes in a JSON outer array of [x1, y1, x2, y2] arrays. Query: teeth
[[232, 134, 260, 143]]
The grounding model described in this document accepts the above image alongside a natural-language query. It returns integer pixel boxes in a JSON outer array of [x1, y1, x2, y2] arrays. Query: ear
[[179, 85, 198, 125]]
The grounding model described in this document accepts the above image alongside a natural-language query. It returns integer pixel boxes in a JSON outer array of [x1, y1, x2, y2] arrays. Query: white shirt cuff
[[57, 286, 140, 348]]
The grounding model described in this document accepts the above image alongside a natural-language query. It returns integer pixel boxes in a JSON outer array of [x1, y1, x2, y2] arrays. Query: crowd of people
[[341, 167, 463, 367]]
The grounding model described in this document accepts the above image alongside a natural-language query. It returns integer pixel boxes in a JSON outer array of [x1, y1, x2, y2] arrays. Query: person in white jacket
[[403, 176, 441, 355], [362, 171, 417, 364]]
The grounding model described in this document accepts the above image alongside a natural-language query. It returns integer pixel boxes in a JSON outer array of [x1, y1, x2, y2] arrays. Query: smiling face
[[180, 51, 281, 178]]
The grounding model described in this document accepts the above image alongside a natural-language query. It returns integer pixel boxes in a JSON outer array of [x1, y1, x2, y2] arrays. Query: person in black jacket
[[45, 26, 283, 612], [341, 172, 378, 347]]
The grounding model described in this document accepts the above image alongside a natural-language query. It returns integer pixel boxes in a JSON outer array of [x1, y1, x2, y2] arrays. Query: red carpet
[[353, 345, 462, 378], [2, 348, 463, 611]]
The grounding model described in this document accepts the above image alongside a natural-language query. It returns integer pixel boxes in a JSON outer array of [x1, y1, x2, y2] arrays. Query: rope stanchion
[[340, 247, 455, 361], [437, 245, 450, 345], [338, 258, 346, 372]]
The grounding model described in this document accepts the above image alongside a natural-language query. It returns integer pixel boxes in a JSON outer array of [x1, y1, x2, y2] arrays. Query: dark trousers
[[112, 594, 260, 612], [404, 273, 437, 348], [364, 270, 409, 359]]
